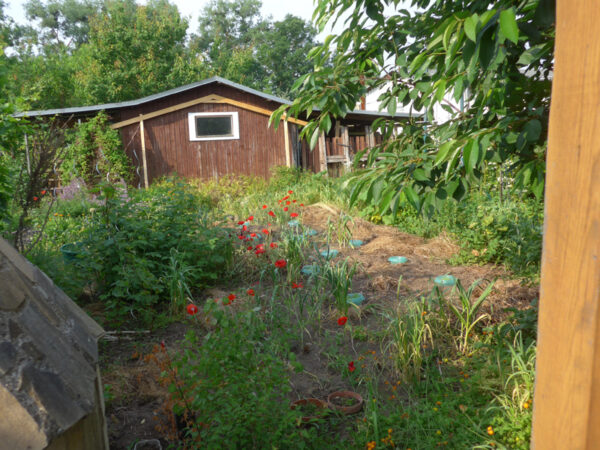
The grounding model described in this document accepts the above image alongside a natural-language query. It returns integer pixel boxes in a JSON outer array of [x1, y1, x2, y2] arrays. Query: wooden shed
[[19, 77, 418, 185], [0, 237, 108, 449]]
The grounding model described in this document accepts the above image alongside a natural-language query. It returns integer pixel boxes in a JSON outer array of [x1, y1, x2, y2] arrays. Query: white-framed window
[[188, 111, 240, 141]]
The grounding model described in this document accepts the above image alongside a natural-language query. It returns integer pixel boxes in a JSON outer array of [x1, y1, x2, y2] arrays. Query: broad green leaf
[[435, 140, 456, 165], [499, 8, 519, 44], [463, 139, 480, 174], [464, 14, 479, 42], [524, 119, 542, 142], [403, 185, 420, 211], [309, 126, 320, 150], [412, 168, 429, 182]]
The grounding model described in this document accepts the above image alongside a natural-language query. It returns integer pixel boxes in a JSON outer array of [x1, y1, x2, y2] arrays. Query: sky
[[4, 0, 341, 41]]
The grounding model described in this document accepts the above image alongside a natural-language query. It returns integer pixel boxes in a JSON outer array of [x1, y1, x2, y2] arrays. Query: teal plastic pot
[[349, 239, 363, 248], [305, 228, 318, 236], [60, 242, 83, 264], [301, 265, 319, 276], [347, 293, 365, 306], [434, 274, 456, 286], [388, 256, 408, 264], [320, 249, 339, 259]]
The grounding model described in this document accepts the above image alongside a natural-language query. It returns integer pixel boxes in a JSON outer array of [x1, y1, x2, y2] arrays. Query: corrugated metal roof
[[15, 76, 421, 120]]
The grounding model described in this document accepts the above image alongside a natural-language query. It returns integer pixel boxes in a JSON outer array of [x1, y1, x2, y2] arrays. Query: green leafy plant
[[436, 279, 495, 353], [61, 112, 132, 184], [322, 256, 358, 315], [386, 297, 433, 382], [163, 305, 305, 448]]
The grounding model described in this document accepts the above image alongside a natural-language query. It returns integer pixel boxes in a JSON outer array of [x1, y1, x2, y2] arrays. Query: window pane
[[195, 116, 233, 137]]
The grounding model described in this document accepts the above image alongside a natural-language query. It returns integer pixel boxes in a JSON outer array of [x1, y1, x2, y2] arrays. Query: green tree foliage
[[23, 0, 102, 52], [4, 0, 101, 108], [74, 0, 205, 104], [273, 0, 554, 215], [192, 0, 318, 98]]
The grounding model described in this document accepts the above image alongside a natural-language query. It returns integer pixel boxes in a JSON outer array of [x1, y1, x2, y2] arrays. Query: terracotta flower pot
[[290, 398, 328, 423], [327, 390, 364, 414]]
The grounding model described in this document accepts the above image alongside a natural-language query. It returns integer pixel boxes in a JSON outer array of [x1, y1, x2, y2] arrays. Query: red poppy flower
[[292, 200, 297, 203], [290, 212, 298, 218], [247, 288, 255, 296], [238, 221, 245, 225], [41, 190, 47, 195], [338, 316, 348, 326], [282, 195, 290, 201], [348, 361, 356, 373], [291, 282, 303, 289], [283, 207, 289, 212], [255, 244, 265, 251], [262, 205, 267, 209], [288, 190, 293, 194], [247, 215, 254, 221], [228, 294, 236, 301], [268, 211, 275, 217], [270, 242, 278, 248], [250, 233, 257, 238], [300, 203, 304, 207], [186, 304, 198, 315], [255, 248, 266, 255], [237, 235, 245, 240], [160, 341, 166, 349], [33, 196, 39, 201], [242, 225, 248, 232], [262, 229, 269, 235], [247, 246, 253, 250], [286, 200, 291, 205], [275, 259, 287, 268]]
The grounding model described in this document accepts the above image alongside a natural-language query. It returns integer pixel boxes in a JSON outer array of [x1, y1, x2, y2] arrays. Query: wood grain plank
[[531, 2, 600, 448]]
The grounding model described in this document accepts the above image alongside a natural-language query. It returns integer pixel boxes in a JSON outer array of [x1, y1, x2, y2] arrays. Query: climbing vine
[[61, 112, 131, 184]]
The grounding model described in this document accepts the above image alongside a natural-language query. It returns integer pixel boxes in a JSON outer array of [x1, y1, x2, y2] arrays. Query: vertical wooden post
[[139, 118, 149, 189], [341, 125, 351, 170], [24, 133, 31, 175], [283, 119, 291, 168], [531, 2, 600, 448], [365, 125, 375, 148], [318, 132, 327, 173]]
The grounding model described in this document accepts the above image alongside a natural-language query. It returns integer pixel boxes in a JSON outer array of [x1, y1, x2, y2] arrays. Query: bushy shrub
[[77, 180, 232, 327]]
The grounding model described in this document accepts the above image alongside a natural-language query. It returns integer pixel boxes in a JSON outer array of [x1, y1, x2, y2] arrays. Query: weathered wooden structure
[[531, 2, 600, 448], [0, 238, 108, 449], [19, 77, 416, 185]]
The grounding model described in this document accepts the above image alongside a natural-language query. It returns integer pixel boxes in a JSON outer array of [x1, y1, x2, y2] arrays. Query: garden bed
[[98, 198, 538, 449]]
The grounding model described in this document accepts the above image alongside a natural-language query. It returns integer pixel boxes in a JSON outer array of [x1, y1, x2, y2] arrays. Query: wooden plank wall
[[531, 2, 600, 448], [118, 84, 288, 183]]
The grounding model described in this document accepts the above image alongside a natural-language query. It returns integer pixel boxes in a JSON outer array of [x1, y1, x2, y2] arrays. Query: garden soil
[[101, 203, 538, 449]]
